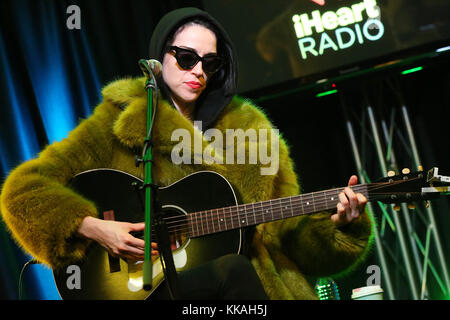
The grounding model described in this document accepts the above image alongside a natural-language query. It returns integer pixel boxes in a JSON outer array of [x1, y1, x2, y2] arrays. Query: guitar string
[[151, 194, 415, 238], [152, 179, 419, 236], [160, 183, 369, 224], [143, 178, 422, 237], [160, 178, 412, 226], [160, 178, 409, 227], [158, 191, 415, 238]]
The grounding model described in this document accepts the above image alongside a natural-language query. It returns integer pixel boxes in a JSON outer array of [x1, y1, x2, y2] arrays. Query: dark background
[[0, 0, 449, 300]]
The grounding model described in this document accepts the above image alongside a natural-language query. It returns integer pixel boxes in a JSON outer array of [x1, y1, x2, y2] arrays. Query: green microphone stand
[[138, 59, 179, 299]]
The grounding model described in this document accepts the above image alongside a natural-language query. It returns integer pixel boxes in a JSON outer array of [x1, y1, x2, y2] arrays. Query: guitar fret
[[326, 189, 339, 211], [260, 202, 266, 224], [188, 214, 195, 237], [206, 210, 210, 234], [219, 208, 224, 231], [288, 197, 293, 217], [329, 190, 336, 209], [219, 208, 225, 232], [273, 199, 278, 221], [195, 211, 200, 237], [311, 193, 316, 212], [191, 212, 195, 237], [274, 199, 281, 221], [290, 197, 294, 216], [255, 202, 262, 225], [314, 192, 320, 211], [240, 205, 247, 226], [326, 191, 330, 210], [229, 207, 234, 230], [224, 207, 229, 231], [300, 195, 305, 215], [331, 189, 344, 206], [237, 205, 242, 227], [188, 183, 371, 237], [212, 209, 216, 233], [200, 211, 205, 236], [280, 198, 291, 218], [211, 210, 215, 232], [264, 204, 271, 222], [268, 200, 273, 221], [317, 191, 324, 211], [303, 194, 312, 214], [239, 206, 243, 226], [216, 209, 222, 231]]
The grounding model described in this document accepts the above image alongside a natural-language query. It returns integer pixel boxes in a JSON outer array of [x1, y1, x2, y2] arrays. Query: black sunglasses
[[168, 46, 224, 73]]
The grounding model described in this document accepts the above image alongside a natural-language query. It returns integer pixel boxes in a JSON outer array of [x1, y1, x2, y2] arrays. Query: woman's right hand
[[77, 216, 158, 261]]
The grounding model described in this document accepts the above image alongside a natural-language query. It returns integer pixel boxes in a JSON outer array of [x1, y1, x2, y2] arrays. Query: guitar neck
[[187, 184, 369, 238]]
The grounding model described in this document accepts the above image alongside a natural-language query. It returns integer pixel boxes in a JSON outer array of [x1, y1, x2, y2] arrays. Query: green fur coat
[[0, 77, 373, 300]]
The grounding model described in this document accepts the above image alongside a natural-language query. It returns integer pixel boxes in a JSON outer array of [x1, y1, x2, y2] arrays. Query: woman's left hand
[[331, 175, 367, 227]]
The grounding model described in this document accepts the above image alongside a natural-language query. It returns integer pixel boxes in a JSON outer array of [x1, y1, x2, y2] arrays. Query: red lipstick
[[186, 81, 202, 89]]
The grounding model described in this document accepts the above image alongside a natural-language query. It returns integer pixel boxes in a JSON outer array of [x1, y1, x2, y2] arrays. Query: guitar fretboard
[[187, 185, 369, 238]]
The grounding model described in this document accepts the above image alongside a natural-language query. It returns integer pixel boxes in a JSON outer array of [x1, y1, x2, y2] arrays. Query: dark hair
[[165, 18, 220, 50]]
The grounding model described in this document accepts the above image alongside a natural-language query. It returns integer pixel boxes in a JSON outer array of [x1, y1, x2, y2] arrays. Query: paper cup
[[351, 285, 384, 300]]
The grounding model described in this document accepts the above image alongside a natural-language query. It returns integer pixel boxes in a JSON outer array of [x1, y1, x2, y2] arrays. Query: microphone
[[139, 59, 162, 78]]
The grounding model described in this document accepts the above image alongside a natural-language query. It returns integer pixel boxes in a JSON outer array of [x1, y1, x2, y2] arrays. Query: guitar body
[[52, 165, 446, 299], [53, 169, 242, 300]]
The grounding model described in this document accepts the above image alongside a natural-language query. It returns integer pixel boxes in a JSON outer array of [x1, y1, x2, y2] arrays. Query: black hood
[[149, 7, 238, 129]]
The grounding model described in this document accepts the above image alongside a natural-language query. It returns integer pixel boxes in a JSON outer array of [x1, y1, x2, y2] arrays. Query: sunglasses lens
[[203, 56, 223, 73], [176, 51, 199, 69]]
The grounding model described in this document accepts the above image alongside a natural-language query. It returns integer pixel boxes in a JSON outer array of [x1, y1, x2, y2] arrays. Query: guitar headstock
[[369, 167, 450, 207]]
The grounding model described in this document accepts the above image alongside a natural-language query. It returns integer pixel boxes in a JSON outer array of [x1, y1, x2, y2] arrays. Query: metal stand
[[341, 79, 450, 300], [344, 101, 396, 300], [347, 120, 395, 300], [401, 106, 450, 299], [137, 59, 179, 299], [367, 105, 419, 299]]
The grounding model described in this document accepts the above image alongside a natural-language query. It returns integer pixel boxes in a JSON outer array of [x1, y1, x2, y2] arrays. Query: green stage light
[[401, 66, 423, 75], [316, 89, 338, 98]]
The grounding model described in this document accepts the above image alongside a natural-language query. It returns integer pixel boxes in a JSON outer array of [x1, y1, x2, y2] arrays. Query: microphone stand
[[137, 60, 179, 299]]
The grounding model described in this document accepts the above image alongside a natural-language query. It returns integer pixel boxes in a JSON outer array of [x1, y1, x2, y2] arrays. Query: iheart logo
[[310, 0, 326, 5]]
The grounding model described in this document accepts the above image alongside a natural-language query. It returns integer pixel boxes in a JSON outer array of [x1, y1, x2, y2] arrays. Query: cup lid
[[351, 285, 384, 299]]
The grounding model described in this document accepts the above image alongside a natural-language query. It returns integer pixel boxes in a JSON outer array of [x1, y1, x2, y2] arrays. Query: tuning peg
[[387, 170, 396, 177], [407, 203, 416, 210], [393, 204, 401, 211], [402, 168, 411, 175]]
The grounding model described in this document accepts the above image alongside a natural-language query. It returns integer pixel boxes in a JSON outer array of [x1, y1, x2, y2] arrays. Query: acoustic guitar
[[52, 167, 449, 299]]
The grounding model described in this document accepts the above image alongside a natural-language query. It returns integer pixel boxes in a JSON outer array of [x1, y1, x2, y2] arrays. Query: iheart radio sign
[[293, 0, 384, 60]]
